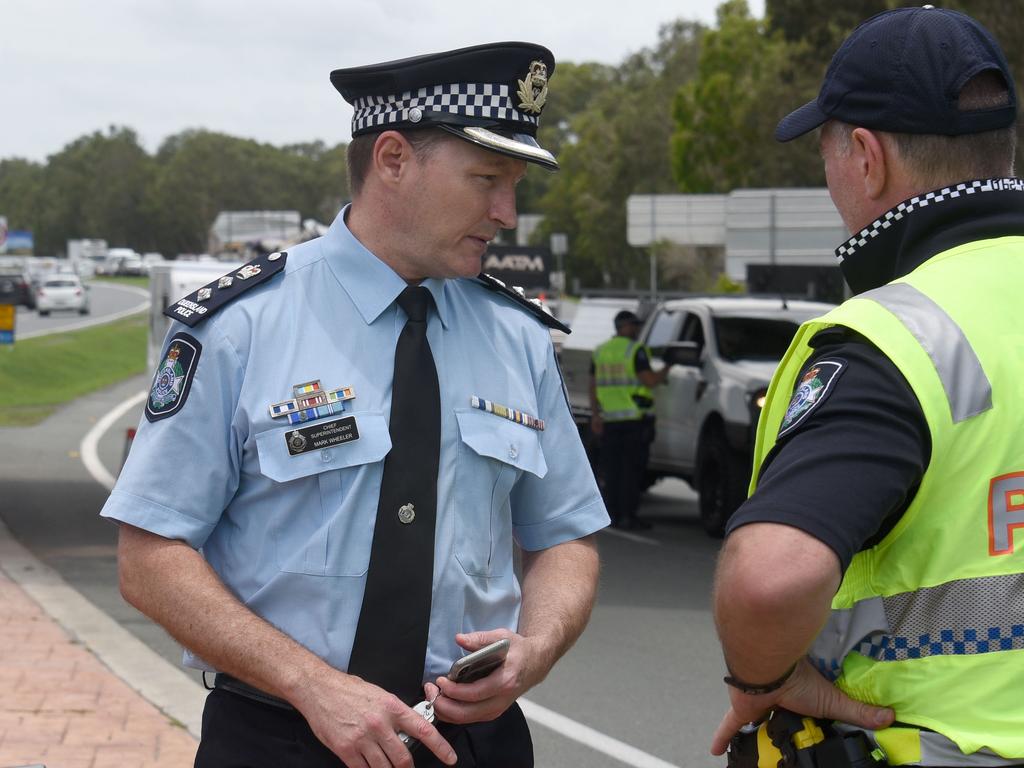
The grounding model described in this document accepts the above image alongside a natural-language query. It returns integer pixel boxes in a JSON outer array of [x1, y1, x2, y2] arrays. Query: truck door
[[651, 311, 704, 472]]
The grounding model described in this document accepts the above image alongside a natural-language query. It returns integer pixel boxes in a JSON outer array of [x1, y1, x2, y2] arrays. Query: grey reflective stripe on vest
[[595, 377, 637, 387], [810, 573, 1024, 677], [856, 573, 1024, 662], [833, 723, 1022, 766], [860, 282, 992, 423], [809, 598, 889, 681]]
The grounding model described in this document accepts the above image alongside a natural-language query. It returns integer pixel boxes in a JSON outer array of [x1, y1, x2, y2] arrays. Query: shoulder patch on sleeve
[[146, 332, 202, 422], [473, 273, 570, 334], [778, 358, 847, 439], [163, 251, 288, 327]]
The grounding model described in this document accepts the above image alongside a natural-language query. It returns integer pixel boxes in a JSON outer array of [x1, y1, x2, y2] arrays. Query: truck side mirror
[[663, 341, 701, 367]]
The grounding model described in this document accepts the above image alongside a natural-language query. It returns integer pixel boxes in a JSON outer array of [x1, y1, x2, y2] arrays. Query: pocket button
[[508, 443, 518, 460], [321, 449, 333, 462]]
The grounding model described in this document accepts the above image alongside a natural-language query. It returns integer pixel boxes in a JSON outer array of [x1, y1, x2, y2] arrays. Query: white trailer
[[148, 260, 241, 367], [67, 239, 108, 278]]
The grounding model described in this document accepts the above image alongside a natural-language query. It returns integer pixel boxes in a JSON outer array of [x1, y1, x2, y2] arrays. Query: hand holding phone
[[446, 638, 510, 684]]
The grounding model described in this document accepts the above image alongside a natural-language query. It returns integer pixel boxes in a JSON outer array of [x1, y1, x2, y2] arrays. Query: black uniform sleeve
[[726, 329, 931, 570], [634, 346, 652, 373]]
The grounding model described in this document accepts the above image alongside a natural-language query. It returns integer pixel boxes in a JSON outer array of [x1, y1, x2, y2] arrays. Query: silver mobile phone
[[447, 639, 510, 683]]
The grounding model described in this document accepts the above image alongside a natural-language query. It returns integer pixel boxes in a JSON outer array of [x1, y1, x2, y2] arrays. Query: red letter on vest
[[989, 472, 1024, 556]]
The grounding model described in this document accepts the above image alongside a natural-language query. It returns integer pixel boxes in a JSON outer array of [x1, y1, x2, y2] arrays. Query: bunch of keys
[[397, 689, 441, 749]]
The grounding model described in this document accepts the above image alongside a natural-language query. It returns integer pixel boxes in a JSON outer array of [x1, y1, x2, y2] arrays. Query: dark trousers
[[599, 418, 650, 525], [194, 688, 534, 768]]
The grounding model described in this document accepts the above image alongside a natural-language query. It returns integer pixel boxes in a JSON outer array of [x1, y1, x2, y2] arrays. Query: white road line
[[520, 698, 682, 768], [79, 390, 148, 490], [79, 392, 681, 768]]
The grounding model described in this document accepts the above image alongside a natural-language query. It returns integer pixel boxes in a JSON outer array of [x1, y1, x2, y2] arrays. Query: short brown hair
[[828, 71, 1017, 189], [346, 128, 449, 197]]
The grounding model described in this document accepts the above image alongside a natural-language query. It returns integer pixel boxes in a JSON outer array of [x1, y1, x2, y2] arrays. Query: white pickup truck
[[560, 296, 835, 536]]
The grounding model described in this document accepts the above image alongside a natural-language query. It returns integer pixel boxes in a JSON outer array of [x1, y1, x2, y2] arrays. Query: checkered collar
[[835, 178, 1024, 294]]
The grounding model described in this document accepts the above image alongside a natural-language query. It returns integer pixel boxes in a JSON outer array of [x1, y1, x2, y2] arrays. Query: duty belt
[[213, 673, 295, 710]]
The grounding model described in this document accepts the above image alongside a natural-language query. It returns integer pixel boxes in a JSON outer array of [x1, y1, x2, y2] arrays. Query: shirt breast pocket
[[453, 408, 548, 578], [254, 411, 391, 577]]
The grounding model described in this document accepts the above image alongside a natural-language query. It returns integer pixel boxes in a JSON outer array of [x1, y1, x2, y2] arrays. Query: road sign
[[0, 303, 14, 345]]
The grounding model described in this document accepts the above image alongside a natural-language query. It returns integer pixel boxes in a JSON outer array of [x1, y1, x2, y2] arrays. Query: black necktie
[[348, 286, 441, 704]]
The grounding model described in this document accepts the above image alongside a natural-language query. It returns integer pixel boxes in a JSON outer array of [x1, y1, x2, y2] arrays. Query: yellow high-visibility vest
[[592, 336, 653, 422], [751, 236, 1024, 765]]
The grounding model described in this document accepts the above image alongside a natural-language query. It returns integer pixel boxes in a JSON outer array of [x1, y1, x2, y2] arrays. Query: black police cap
[[776, 6, 1017, 142], [331, 42, 558, 170]]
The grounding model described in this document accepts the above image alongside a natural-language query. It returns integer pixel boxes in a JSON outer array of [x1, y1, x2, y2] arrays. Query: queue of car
[[0, 249, 167, 320]]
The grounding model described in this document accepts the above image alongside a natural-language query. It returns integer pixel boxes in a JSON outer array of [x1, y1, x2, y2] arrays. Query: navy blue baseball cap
[[776, 6, 1017, 142], [331, 42, 559, 170], [614, 310, 641, 327]]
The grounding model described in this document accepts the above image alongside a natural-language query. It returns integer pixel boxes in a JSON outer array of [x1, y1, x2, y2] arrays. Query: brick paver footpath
[[0, 570, 198, 768]]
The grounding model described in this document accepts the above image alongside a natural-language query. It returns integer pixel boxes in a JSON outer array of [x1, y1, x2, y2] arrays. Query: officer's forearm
[[117, 523, 334, 704], [517, 535, 599, 682], [713, 523, 841, 684], [637, 368, 666, 388]]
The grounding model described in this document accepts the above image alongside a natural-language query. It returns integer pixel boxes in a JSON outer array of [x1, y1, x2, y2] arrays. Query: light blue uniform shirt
[[101, 207, 608, 680]]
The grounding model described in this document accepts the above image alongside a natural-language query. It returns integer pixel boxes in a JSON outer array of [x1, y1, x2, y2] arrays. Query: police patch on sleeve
[[777, 358, 846, 439], [146, 332, 202, 422]]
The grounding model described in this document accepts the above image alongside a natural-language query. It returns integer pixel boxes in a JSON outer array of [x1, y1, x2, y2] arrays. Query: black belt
[[213, 673, 295, 710]]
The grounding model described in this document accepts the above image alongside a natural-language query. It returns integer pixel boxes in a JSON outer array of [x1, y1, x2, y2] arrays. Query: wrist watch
[[723, 662, 797, 696]]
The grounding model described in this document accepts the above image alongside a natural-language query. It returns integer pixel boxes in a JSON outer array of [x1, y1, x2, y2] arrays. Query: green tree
[[535, 21, 705, 288], [0, 159, 45, 243], [516, 60, 618, 215], [145, 131, 349, 256], [671, 0, 822, 194], [767, 0, 888, 56], [32, 127, 155, 254]]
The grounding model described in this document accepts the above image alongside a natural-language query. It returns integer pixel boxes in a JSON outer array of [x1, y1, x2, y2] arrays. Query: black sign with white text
[[285, 416, 360, 456], [481, 245, 551, 290]]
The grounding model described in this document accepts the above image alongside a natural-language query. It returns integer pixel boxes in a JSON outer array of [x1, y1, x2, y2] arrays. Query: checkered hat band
[[351, 82, 539, 133], [836, 178, 1024, 261]]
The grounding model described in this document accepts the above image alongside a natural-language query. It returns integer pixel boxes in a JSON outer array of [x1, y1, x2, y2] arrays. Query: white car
[[36, 276, 90, 316]]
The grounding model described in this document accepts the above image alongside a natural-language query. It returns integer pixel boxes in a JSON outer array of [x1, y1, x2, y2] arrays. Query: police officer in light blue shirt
[[102, 42, 607, 768]]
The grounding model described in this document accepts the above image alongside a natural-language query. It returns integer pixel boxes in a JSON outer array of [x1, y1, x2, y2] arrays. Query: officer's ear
[[850, 127, 888, 201], [370, 131, 416, 189]]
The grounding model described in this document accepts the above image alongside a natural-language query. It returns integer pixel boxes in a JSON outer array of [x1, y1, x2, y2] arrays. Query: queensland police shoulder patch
[[778, 358, 846, 439], [146, 332, 202, 422]]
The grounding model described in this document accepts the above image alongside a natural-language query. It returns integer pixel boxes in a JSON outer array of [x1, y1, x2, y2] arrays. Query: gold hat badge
[[517, 60, 548, 115]]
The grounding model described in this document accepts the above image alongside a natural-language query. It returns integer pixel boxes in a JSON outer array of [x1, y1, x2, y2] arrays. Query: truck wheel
[[697, 428, 749, 538]]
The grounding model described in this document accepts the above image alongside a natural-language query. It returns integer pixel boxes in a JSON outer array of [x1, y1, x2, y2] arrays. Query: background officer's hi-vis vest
[[751, 236, 1024, 766], [592, 336, 653, 422]]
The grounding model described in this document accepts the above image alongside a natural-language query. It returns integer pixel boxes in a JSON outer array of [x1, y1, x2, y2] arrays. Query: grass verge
[[0, 314, 148, 427]]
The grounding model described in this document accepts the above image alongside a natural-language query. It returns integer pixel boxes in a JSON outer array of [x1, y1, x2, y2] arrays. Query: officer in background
[[102, 43, 608, 768], [589, 309, 670, 530], [711, 7, 1024, 767]]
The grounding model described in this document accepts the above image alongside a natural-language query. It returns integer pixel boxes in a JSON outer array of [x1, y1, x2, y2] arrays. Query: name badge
[[286, 416, 360, 456]]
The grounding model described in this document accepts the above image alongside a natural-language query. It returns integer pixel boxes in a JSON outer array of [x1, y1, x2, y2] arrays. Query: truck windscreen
[[713, 317, 799, 362]]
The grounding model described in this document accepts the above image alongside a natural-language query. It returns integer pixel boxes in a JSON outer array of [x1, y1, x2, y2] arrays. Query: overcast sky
[[4, 0, 764, 163]]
